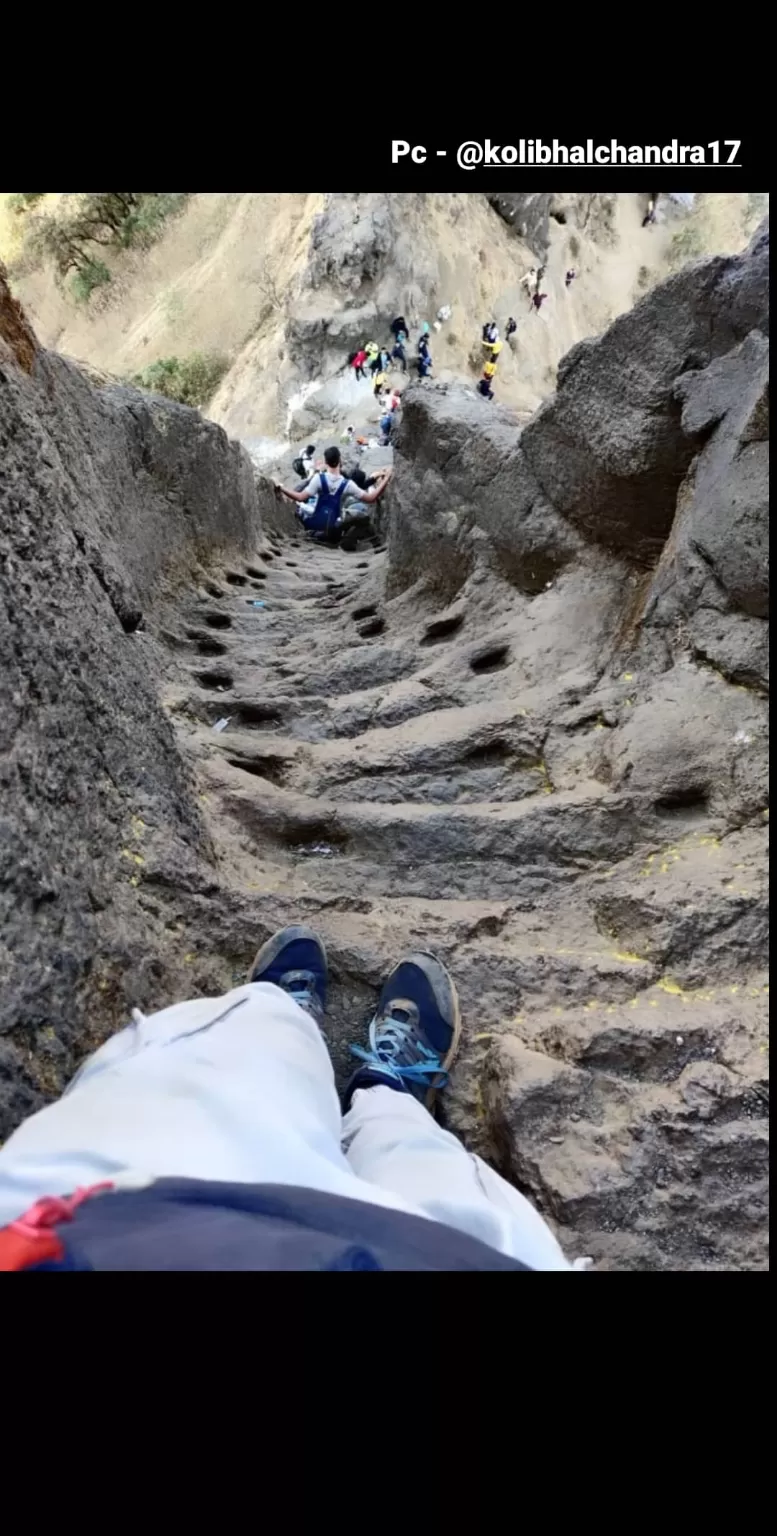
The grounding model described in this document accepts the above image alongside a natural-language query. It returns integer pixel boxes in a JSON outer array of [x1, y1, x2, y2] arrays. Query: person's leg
[[342, 952, 573, 1270], [0, 928, 418, 1228]]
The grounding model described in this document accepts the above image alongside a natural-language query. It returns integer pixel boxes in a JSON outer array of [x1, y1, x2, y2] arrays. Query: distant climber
[[417, 338, 433, 378], [506, 317, 517, 339], [276, 447, 392, 545], [532, 291, 548, 313], [642, 196, 657, 228], [292, 443, 317, 480], [535, 265, 546, 291], [483, 337, 503, 363], [350, 348, 368, 380], [391, 335, 407, 372], [565, 269, 577, 288], [477, 377, 494, 400], [482, 321, 499, 345], [519, 268, 537, 299]]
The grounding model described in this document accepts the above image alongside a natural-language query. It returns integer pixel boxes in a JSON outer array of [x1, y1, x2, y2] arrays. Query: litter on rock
[[299, 842, 338, 858], [246, 600, 267, 608], [213, 717, 232, 733]]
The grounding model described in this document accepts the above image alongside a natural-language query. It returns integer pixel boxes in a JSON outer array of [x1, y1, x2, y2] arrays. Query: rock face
[[0, 230, 769, 1271], [487, 194, 553, 255], [0, 271, 261, 1134], [382, 223, 769, 1269]]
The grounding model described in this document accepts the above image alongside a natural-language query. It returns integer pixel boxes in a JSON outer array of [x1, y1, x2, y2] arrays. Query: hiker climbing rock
[[0, 925, 576, 1270], [276, 446, 391, 544], [292, 443, 317, 480], [520, 267, 537, 298], [350, 348, 368, 380], [482, 320, 499, 346], [477, 377, 494, 399], [483, 337, 503, 364], [565, 268, 577, 288], [390, 315, 409, 342], [506, 317, 517, 338], [365, 342, 381, 376], [417, 338, 433, 378], [391, 335, 407, 372], [532, 291, 548, 313], [642, 195, 658, 227]]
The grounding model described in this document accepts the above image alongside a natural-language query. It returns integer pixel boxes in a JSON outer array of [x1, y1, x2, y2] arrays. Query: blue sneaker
[[248, 925, 327, 1026], [348, 952, 461, 1110]]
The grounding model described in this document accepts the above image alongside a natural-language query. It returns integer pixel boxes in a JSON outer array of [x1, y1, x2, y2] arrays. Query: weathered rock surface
[[638, 328, 769, 690], [0, 229, 769, 1271], [0, 271, 261, 1132], [487, 194, 553, 255]]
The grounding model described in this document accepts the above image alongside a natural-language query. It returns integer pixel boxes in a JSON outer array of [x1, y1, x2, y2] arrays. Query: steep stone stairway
[[161, 525, 769, 1271]]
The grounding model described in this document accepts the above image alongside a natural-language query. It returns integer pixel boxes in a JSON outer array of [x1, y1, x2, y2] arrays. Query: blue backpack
[[301, 472, 351, 542]]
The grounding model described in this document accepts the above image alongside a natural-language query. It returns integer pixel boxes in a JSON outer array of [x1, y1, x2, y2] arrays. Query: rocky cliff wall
[[0, 266, 261, 1133]]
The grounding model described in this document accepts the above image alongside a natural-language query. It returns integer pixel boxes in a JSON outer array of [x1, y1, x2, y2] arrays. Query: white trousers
[[0, 984, 573, 1270]]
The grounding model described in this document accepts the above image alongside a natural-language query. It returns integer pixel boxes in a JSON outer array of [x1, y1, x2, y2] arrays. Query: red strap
[[0, 1184, 113, 1272]]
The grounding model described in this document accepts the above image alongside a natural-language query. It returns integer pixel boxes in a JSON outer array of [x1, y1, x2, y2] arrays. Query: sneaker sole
[[248, 924, 328, 985]]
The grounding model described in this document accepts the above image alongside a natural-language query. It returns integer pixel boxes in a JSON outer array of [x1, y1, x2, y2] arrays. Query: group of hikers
[[477, 262, 578, 401], [348, 314, 439, 390], [277, 446, 392, 551]]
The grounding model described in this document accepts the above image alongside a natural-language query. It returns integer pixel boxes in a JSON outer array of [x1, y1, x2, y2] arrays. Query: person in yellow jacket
[[483, 359, 498, 381], [364, 342, 380, 378]]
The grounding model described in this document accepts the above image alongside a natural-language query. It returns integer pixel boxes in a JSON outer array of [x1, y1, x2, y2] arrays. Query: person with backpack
[[390, 315, 409, 342], [292, 444, 317, 481], [276, 447, 391, 544]]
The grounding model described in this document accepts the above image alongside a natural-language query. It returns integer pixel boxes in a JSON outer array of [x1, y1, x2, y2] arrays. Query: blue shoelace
[[350, 1013, 447, 1087]]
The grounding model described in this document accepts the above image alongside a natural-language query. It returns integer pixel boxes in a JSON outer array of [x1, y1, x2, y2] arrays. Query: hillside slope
[[2, 193, 765, 459]]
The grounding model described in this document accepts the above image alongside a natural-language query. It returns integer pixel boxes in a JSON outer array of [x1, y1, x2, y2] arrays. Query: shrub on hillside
[[114, 193, 189, 248], [6, 193, 47, 215], [20, 193, 191, 299], [70, 259, 112, 303], [130, 353, 229, 408]]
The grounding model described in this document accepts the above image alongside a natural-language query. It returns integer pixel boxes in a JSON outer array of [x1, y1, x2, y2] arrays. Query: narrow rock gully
[[161, 519, 768, 1272]]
